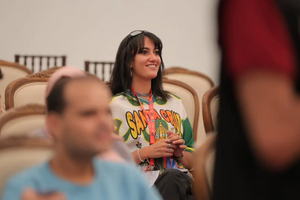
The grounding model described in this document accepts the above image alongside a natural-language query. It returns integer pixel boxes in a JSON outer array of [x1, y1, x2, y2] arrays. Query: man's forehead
[[66, 78, 105, 91], [64, 79, 110, 102]]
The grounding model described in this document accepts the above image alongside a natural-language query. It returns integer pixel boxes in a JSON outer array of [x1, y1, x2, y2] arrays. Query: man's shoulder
[[95, 160, 145, 182], [95, 159, 138, 174], [2, 162, 48, 200], [7, 162, 48, 186], [94, 160, 162, 200]]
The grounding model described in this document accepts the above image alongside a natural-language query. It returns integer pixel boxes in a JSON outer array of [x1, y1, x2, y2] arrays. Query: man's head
[[46, 68, 113, 159]]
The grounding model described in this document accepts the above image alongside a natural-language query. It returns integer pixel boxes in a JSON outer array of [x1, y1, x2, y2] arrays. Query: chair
[[5, 73, 50, 109], [0, 104, 46, 138], [202, 86, 220, 133], [0, 60, 32, 106], [15, 55, 66, 72], [193, 133, 216, 200], [0, 136, 53, 197], [164, 67, 215, 142], [84, 61, 114, 81], [162, 79, 200, 141], [39, 66, 61, 74]]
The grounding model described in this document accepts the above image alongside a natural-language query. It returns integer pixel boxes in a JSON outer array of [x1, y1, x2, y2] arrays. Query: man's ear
[[45, 112, 62, 140]]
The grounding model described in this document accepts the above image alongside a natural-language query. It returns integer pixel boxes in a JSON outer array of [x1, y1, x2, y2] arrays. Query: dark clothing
[[154, 169, 193, 200], [214, 0, 300, 199]]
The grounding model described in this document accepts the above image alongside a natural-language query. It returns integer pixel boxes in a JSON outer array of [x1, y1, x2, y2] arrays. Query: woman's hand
[[148, 139, 176, 158], [167, 131, 187, 157]]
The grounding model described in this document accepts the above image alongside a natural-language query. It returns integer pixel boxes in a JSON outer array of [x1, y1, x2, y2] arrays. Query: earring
[[130, 67, 133, 77]]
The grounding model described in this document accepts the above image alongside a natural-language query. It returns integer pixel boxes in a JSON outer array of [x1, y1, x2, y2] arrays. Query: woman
[[110, 30, 194, 200]]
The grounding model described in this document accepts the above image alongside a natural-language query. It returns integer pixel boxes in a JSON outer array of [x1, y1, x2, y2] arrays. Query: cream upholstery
[[162, 79, 199, 141], [0, 61, 32, 105], [0, 138, 53, 197], [193, 133, 216, 200], [0, 104, 46, 138], [1, 115, 45, 138], [5, 74, 49, 109], [13, 82, 48, 108], [165, 68, 214, 143], [205, 148, 215, 191]]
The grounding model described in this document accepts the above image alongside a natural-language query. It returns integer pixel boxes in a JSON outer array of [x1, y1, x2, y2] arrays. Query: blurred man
[[2, 68, 161, 200], [213, 0, 300, 199]]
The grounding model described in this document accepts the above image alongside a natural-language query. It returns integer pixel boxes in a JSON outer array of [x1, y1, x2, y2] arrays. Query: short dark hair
[[46, 76, 103, 114], [46, 77, 71, 114], [109, 31, 170, 100]]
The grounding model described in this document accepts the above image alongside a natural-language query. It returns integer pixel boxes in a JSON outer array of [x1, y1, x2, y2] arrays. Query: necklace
[[135, 90, 151, 97]]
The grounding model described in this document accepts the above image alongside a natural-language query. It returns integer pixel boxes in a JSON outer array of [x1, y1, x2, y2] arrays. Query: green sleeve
[[182, 117, 195, 153]]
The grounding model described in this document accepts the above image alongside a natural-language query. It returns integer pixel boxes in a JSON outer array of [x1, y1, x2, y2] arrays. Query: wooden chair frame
[[164, 67, 215, 87], [162, 78, 200, 141], [0, 60, 32, 74], [5, 74, 50, 109], [202, 87, 219, 133], [0, 104, 46, 136], [0, 136, 52, 150], [38, 66, 61, 75]]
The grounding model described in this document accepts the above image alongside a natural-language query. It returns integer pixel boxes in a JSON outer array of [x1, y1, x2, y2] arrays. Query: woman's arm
[[132, 140, 176, 164], [132, 147, 148, 164], [180, 151, 194, 170]]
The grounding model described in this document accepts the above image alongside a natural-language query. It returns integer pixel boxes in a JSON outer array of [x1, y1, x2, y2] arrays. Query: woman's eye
[[140, 50, 147, 54], [155, 51, 160, 55]]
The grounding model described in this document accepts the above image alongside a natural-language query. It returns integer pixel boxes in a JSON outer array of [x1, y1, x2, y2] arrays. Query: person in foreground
[[2, 67, 162, 200], [213, 0, 300, 199], [110, 30, 194, 200]]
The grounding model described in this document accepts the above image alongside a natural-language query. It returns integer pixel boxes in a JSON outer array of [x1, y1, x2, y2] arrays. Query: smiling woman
[[110, 30, 170, 100], [109, 31, 195, 200]]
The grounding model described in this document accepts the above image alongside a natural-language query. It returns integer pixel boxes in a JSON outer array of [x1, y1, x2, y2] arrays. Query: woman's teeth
[[147, 65, 156, 68]]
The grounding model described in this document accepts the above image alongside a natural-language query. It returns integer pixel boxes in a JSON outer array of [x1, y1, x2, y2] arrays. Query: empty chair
[[84, 61, 114, 81], [0, 136, 53, 197], [202, 86, 220, 133], [0, 60, 32, 106], [15, 55, 66, 72], [5, 73, 50, 109], [0, 104, 46, 138], [162, 78, 200, 141], [165, 67, 215, 142]]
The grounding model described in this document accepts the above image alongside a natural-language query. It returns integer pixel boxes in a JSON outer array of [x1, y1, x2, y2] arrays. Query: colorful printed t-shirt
[[110, 90, 195, 172]]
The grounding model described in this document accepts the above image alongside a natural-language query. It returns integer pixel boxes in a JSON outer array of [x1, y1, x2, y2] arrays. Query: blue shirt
[[2, 159, 162, 200]]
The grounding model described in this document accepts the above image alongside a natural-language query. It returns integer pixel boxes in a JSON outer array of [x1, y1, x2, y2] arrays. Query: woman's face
[[131, 37, 161, 81]]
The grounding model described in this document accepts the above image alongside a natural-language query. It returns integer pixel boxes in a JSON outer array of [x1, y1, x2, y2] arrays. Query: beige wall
[[0, 0, 220, 83]]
